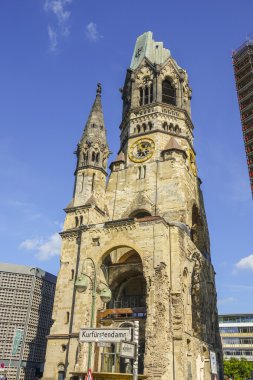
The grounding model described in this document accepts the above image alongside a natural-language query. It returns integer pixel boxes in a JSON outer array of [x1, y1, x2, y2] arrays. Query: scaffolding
[[233, 38, 253, 196]]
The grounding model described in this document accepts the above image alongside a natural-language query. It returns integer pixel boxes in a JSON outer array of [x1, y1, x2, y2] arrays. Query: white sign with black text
[[210, 351, 218, 374], [79, 328, 131, 343], [120, 341, 136, 359]]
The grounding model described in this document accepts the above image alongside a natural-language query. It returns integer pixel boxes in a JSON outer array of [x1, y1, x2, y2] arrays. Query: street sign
[[79, 328, 131, 342], [120, 341, 136, 359], [85, 369, 93, 380], [210, 351, 218, 374]]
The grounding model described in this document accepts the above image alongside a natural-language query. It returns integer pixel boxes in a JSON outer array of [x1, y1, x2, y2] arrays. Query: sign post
[[133, 321, 139, 380], [85, 368, 93, 380]]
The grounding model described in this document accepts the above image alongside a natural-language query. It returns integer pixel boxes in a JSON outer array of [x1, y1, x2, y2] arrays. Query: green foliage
[[223, 358, 253, 380]]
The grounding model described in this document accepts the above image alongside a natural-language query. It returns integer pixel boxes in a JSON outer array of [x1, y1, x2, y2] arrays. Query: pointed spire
[[81, 82, 106, 143], [76, 83, 110, 172]]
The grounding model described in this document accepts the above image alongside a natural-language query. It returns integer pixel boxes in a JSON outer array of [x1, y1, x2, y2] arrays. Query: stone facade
[[43, 32, 222, 380]]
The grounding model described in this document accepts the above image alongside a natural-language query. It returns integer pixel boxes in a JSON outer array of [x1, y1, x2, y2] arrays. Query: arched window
[[95, 152, 100, 163], [137, 166, 146, 179], [130, 210, 151, 218], [101, 247, 146, 374], [83, 151, 88, 164], [150, 83, 153, 103], [92, 152, 96, 162], [139, 77, 153, 106], [162, 79, 176, 105]]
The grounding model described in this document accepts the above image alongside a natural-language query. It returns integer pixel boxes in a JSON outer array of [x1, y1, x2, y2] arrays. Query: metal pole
[[133, 321, 139, 380], [85, 259, 97, 372]]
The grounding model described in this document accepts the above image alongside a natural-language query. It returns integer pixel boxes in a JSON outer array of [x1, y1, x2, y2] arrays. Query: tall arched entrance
[[95, 247, 146, 375]]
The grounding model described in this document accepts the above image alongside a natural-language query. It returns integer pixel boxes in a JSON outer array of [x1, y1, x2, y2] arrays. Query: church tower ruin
[[43, 32, 222, 380]]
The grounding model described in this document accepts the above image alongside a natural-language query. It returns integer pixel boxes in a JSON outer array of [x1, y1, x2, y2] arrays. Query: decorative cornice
[[123, 129, 196, 155], [121, 103, 194, 130], [104, 218, 135, 228], [74, 164, 107, 177], [59, 230, 80, 241], [64, 203, 106, 217]]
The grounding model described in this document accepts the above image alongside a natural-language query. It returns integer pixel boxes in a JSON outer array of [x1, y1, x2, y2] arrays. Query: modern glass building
[[219, 314, 253, 361], [232, 39, 253, 197]]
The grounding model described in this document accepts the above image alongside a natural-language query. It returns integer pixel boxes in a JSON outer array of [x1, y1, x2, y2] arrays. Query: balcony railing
[[108, 295, 145, 309]]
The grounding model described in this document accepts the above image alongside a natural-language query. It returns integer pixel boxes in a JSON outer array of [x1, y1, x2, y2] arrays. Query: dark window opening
[[150, 84, 153, 103], [130, 210, 151, 218], [139, 88, 143, 106], [144, 86, 149, 104], [162, 79, 176, 105]]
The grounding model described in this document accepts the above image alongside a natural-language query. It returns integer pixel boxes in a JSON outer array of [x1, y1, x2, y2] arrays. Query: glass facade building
[[219, 314, 253, 361]]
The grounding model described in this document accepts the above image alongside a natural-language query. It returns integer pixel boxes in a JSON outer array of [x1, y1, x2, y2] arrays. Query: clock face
[[129, 138, 155, 163]]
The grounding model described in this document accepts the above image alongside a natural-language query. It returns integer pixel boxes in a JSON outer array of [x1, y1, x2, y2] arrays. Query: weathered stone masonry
[[43, 31, 222, 380]]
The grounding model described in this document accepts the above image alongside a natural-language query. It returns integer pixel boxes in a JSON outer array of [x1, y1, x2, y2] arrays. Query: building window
[[137, 166, 146, 179], [92, 173, 95, 192], [139, 77, 153, 106], [162, 79, 176, 105], [64, 312, 69, 324], [83, 151, 88, 164], [139, 88, 143, 106]]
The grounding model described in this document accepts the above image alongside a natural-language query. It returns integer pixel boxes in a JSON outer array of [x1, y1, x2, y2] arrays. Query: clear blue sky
[[0, 0, 253, 314]]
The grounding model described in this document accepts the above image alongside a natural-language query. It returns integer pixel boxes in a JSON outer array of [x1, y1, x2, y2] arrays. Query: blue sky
[[0, 0, 253, 314]]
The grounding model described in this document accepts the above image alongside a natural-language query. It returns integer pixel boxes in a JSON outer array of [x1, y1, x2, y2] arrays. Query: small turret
[[73, 84, 109, 210], [76, 83, 110, 171]]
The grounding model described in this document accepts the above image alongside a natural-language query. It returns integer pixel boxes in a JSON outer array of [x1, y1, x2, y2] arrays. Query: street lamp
[[75, 257, 112, 373]]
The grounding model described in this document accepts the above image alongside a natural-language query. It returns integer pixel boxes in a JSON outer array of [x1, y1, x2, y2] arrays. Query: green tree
[[223, 358, 253, 380]]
